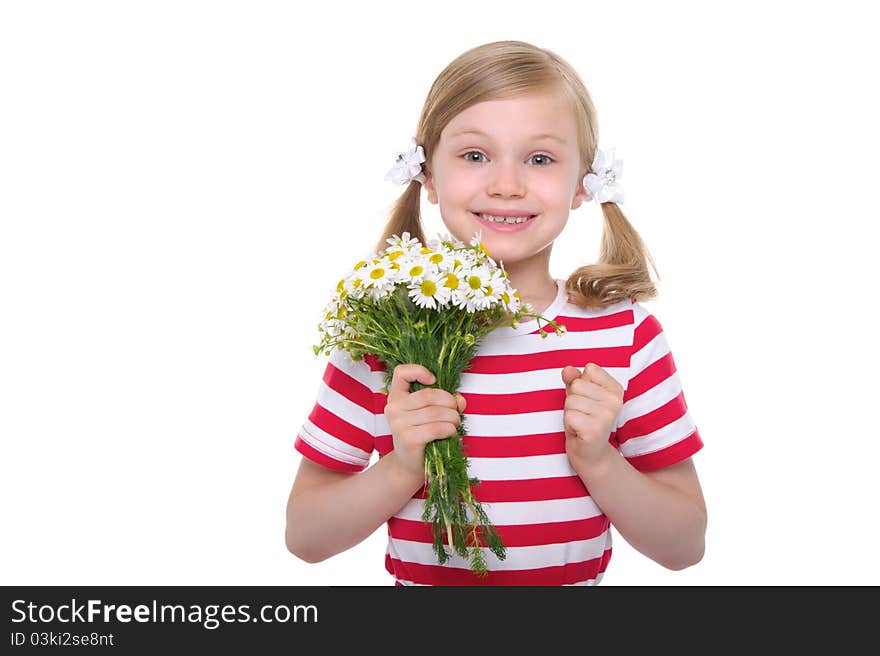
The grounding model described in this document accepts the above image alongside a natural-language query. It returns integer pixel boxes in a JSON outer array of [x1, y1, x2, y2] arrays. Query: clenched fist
[[561, 362, 624, 469], [383, 364, 467, 483]]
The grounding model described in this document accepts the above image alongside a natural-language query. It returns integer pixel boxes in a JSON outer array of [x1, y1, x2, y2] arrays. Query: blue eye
[[462, 151, 554, 165]]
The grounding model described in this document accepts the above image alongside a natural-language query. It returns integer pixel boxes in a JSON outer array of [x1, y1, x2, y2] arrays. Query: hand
[[383, 364, 467, 484], [560, 363, 624, 469]]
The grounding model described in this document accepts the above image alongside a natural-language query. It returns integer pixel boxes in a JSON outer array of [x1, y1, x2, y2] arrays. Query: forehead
[[442, 91, 576, 144]]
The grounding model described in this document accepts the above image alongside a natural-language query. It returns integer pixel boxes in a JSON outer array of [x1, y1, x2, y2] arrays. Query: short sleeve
[[294, 348, 379, 473], [614, 302, 703, 471]]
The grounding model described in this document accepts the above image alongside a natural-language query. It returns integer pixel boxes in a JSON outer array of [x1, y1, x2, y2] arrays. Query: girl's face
[[423, 90, 591, 269]]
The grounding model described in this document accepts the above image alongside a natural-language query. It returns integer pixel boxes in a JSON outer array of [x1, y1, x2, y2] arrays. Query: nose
[[487, 158, 525, 198]]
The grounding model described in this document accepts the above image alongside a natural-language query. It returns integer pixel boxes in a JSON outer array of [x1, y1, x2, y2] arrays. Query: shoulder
[[322, 349, 387, 398], [554, 295, 636, 333]]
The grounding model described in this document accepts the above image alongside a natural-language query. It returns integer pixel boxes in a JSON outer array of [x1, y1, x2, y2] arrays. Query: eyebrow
[[448, 128, 567, 145]]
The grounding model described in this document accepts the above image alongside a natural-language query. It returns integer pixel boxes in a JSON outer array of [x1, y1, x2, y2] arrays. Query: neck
[[503, 267, 558, 315]]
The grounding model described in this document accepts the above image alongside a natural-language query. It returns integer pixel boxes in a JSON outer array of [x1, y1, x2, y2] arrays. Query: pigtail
[[373, 181, 427, 255], [565, 201, 660, 308]]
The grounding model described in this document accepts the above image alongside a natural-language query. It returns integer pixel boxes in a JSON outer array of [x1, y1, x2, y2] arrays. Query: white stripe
[[478, 322, 632, 356], [617, 372, 684, 428], [378, 407, 563, 438], [457, 366, 628, 395], [314, 374, 377, 435], [467, 453, 577, 480], [394, 495, 603, 525], [387, 531, 610, 571], [327, 348, 387, 390], [299, 421, 371, 466], [618, 414, 698, 458], [630, 328, 669, 373]]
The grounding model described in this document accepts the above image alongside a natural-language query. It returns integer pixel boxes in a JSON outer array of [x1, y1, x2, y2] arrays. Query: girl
[[286, 40, 706, 585]]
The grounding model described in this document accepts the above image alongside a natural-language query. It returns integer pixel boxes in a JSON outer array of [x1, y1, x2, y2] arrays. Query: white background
[[2, 0, 878, 586]]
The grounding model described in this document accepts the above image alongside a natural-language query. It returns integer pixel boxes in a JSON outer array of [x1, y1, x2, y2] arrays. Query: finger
[[583, 363, 622, 394], [562, 365, 581, 388], [409, 406, 462, 428], [564, 393, 603, 416], [568, 377, 611, 403], [387, 364, 436, 403], [407, 388, 458, 411]]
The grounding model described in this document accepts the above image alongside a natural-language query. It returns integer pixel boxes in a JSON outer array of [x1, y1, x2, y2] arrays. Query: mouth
[[471, 211, 539, 232]]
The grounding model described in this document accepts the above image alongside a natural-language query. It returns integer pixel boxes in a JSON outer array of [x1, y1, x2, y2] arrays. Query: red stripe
[[411, 475, 588, 503], [623, 351, 677, 403], [361, 353, 387, 371], [388, 515, 609, 547], [553, 307, 634, 333], [632, 311, 663, 353], [466, 345, 631, 374], [323, 359, 376, 413], [617, 390, 690, 446], [464, 388, 565, 414], [376, 432, 566, 458], [308, 404, 374, 453], [294, 435, 364, 472], [625, 429, 703, 471], [460, 432, 566, 457], [385, 551, 611, 586]]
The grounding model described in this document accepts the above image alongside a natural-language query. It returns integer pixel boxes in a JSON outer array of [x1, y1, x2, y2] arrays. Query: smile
[[472, 212, 538, 232]]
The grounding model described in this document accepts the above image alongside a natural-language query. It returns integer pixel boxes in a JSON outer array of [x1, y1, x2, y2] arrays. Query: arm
[[285, 452, 423, 563], [288, 361, 464, 564], [570, 449, 707, 570]]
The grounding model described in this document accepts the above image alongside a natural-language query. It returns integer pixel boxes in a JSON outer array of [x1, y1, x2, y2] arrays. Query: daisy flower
[[361, 257, 396, 291], [408, 270, 452, 309], [385, 231, 421, 252], [397, 254, 431, 284]]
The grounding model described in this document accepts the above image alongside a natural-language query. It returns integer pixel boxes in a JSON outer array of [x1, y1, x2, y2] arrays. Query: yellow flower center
[[420, 280, 438, 297], [409, 265, 424, 277], [370, 268, 385, 280], [467, 275, 482, 290], [429, 253, 444, 265], [336, 279, 345, 292], [420, 247, 433, 255], [354, 260, 368, 270], [444, 273, 459, 289], [387, 250, 404, 261], [501, 291, 510, 304]]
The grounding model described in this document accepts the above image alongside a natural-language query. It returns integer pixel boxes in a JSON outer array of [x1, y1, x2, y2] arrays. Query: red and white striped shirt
[[295, 278, 703, 585]]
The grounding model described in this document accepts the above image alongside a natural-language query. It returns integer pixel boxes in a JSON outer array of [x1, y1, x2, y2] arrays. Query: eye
[[463, 151, 486, 163], [529, 154, 554, 166]]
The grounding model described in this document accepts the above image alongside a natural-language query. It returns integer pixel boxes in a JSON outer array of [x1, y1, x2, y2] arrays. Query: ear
[[423, 164, 438, 205], [571, 169, 592, 210]]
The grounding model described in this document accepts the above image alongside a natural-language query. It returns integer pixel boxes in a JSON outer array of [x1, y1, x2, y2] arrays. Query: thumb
[[388, 364, 436, 402]]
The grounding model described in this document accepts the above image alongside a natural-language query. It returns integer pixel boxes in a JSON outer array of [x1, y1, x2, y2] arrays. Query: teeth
[[480, 214, 533, 224]]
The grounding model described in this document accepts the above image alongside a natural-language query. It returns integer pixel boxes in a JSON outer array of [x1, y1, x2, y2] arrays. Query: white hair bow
[[384, 137, 426, 185], [583, 147, 624, 204]]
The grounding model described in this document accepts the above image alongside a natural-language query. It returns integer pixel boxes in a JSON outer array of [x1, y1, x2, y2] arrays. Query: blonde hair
[[375, 40, 660, 308]]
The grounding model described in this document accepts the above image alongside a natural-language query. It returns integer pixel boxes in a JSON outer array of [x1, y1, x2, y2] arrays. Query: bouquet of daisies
[[313, 230, 566, 576]]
